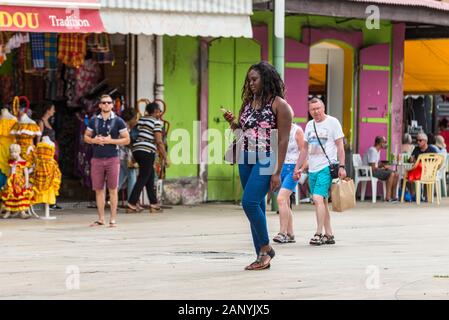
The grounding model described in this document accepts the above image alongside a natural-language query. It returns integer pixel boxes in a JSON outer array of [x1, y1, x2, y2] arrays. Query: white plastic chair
[[353, 154, 386, 203], [436, 154, 448, 197]]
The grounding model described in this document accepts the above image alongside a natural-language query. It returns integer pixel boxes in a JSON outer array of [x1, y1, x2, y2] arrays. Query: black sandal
[[309, 233, 323, 245], [90, 221, 104, 227], [322, 234, 335, 245]]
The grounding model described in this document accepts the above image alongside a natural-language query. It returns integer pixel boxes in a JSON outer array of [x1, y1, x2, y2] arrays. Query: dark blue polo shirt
[[87, 112, 127, 158]]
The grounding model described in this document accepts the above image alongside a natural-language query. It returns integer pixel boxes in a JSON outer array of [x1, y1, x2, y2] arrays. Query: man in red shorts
[[84, 94, 130, 227]]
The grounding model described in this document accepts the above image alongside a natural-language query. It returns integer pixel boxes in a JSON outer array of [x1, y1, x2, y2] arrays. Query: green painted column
[[273, 0, 285, 79], [271, 0, 285, 212]]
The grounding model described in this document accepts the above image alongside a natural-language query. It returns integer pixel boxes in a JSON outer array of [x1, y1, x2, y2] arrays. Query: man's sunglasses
[[417, 139, 424, 142], [101, 101, 113, 104]]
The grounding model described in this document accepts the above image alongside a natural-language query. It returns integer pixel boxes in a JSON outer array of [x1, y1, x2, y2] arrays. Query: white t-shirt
[[304, 115, 344, 173], [284, 124, 302, 164], [362, 146, 380, 168]]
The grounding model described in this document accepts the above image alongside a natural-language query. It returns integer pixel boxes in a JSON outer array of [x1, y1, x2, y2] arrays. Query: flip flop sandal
[[90, 221, 104, 227], [246, 248, 275, 271], [244, 260, 260, 270], [109, 221, 117, 228]]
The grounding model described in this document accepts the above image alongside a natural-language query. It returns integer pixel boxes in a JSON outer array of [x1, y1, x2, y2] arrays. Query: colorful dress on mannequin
[[10, 113, 41, 163], [1, 159, 33, 212], [0, 109, 17, 188], [31, 139, 61, 205]]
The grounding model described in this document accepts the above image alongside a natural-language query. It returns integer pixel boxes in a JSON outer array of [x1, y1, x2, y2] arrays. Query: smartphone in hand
[[220, 107, 229, 114]]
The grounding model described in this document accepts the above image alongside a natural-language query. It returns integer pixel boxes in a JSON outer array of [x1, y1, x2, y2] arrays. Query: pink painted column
[[391, 23, 405, 157]]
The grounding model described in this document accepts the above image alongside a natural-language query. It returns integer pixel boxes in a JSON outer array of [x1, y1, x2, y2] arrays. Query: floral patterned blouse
[[239, 98, 277, 152]]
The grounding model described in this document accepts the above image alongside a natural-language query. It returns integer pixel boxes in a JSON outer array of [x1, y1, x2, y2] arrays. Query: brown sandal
[[245, 248, 275, 271], [149, 204, 163, 213], [126, 204, 141, 213]]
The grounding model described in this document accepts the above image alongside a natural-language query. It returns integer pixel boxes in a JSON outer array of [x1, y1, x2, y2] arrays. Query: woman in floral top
[[223, 61, 293, 270]]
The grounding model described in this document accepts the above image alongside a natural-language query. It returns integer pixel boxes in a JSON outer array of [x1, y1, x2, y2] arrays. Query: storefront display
[[0, 29, 125, 200]]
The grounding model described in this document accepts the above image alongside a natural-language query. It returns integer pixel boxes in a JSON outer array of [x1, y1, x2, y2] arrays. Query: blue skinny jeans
[[238, 151, 275, 255]]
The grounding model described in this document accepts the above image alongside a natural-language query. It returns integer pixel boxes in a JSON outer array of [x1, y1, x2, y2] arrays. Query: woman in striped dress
[[127, 103, 168, 213]]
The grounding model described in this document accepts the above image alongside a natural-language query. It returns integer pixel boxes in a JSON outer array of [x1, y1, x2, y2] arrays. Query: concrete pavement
[[1, 200, 449, 300]]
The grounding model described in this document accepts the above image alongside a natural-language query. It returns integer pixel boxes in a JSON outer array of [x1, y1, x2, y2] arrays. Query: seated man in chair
[[362, 136, 399, 202]]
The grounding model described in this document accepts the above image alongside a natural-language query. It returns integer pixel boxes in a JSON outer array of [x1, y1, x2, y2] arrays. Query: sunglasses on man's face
[[417, 139, 424, 142], [101, 101, 113, 104]]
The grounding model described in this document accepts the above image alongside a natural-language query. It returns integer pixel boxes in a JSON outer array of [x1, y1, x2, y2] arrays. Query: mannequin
[[11, 113, 41, 163], [30, 136, 61, 219], [1, 108, 16, 120], [1, 144, 33, 219], [0, 108, 18, 189]]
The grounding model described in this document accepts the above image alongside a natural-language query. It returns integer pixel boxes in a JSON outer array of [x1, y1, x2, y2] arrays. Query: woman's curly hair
[[240, 61, 285, 115]]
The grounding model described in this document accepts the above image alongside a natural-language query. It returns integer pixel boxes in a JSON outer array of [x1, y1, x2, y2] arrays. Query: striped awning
[[100, 0, 253, 37]]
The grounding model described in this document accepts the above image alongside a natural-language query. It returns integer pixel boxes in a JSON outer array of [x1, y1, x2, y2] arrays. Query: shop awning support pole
[[271, 0, 285, 212], [273, 0, 285, 80], [155, 35, 164, 101]]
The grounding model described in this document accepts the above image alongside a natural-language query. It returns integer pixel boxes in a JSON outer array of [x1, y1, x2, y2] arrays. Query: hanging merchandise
[[44, 33, 58, 71], [0, 37, 6, 65], [10, 96, 41, 163], [43, 33, 58, 100], [88, 33, 115, 65], [0, 75, 14, 105], [5, 33, 30, 53], [65, 66, 78, 107], [29, 33, 45, 69], [88, 33, 110, 53], [0, 107, 18, 180], [75, 115, 93, 188], [58, 33, 88, 68], [23, 41, 34, 73], [74, 59, 102, 104], [31, 137, 61, 205], [13, 45, 24, 95], [23, 72, 46, 102], [55, 61, 65, 99], [0, 32, 11, 65]]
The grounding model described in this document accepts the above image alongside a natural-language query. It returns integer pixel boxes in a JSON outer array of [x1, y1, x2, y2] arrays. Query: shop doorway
[[308, 41, 355, 149], [207, 37, 261, 201]]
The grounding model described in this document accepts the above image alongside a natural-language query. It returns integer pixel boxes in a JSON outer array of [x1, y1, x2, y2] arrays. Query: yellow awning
[[404, 39, 449, 94]]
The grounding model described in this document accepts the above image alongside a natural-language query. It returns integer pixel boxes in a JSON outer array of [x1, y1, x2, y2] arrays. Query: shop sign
[[0, 5, 104, 32]]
